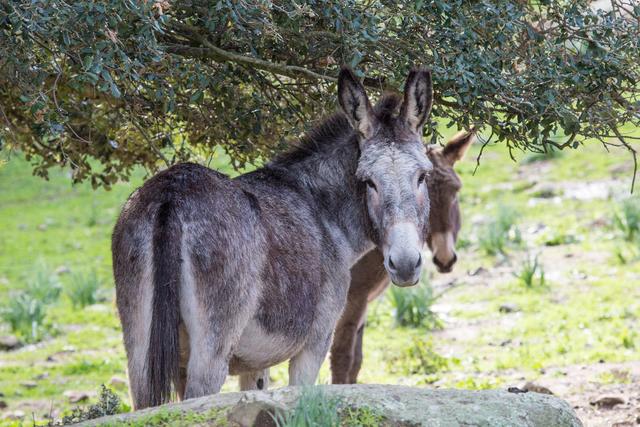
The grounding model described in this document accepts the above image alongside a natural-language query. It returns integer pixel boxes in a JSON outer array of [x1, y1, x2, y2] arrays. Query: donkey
[[330, 129, 476, 384], [112, 67, 435, 409]]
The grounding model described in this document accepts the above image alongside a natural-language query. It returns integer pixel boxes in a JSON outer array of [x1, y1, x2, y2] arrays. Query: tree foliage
[[0, 0, 639, 188]]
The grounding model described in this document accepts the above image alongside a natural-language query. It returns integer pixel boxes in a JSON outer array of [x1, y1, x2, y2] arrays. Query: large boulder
[[79, 384, 583, 426]]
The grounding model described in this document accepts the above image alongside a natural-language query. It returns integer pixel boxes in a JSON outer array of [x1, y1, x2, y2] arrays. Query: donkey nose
[[433, 252, 457, 273], [388, 251, 422, 286]]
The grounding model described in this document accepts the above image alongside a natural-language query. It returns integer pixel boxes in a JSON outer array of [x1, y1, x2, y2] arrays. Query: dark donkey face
[[338, 68, 434, 287], [426, 130, 476, 273]]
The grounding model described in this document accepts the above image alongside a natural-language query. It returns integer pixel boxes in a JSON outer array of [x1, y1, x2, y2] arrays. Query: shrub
[[613, 197, 640, 242], [478, 206, 521, 256], [389, 338, 449, 377], [67, 270, 101, 309], [57, 385, 122, 425], [514, 254, 546, 289], [388, 277, 441, 330]]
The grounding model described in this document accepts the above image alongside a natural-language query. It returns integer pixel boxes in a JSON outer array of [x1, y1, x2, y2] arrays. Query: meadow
[[0, 134, 639, 426]]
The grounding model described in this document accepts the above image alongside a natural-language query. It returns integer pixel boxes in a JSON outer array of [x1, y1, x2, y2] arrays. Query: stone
[[590, 395, 625, 409], [64, 390, 90, 403], [499, 303, 521, 313], [524, 382, 554, 395], [20, 381, 37, 389], [3, 410, 25, 420], [109, 376, 127, 388], [0, 335, 22, 351], [0, 401, 7, 409], [75, 385, 583, 427], [54, 265, 71, 275]]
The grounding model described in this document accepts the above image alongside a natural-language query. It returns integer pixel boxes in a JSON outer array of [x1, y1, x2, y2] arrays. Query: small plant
[[521, 145, 564, 164], [56, 385, 122, 425], [341, 406, 385, 427], [613, 197, 640, 242], [478, 205, 521, 256], [1, 293, 48, 342], [387, 278, 441, 329], [0, 266, 61, 342], [67, 269, 101, 309], [275, 387, 341, 427], [388, 338, 449, 376], [514, 254, 546, 289]]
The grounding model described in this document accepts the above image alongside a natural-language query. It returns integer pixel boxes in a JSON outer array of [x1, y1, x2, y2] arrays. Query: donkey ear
[[399, 68, 433, 133], [443, 127, 477, 165], [338, 67, 375, 139]]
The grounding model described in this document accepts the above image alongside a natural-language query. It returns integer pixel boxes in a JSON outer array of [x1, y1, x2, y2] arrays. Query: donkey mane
[[270, 93, 402, 168]]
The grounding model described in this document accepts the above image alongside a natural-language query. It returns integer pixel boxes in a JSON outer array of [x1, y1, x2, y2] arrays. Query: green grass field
[[0, 134, 639, 425]]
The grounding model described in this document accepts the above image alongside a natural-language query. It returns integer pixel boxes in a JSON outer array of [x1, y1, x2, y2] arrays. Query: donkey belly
[[229, 320, 304, 374]]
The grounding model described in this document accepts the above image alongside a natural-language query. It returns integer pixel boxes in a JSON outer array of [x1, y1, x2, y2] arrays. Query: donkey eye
[[364, 179, 377, 191], [417, 173, 427, 186]]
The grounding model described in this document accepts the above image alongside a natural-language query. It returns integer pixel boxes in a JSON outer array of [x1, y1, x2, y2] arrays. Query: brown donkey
[[330, 129, 476, 384], [112, 68, 436, 409]]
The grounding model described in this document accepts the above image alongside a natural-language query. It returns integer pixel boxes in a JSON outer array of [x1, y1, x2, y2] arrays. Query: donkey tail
[[147, 200, 182, 407]]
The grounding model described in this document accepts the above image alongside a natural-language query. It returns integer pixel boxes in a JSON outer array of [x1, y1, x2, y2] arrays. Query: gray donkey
[[330, 130, 476, 384], [112, 67, 435, 409]]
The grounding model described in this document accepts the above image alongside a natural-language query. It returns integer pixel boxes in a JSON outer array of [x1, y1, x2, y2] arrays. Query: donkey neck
[[266, 127, 375, 264]]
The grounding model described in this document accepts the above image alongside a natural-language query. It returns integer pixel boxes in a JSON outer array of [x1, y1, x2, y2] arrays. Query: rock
[[227, 393, 287, 427], [590, 395, 625, 409], [499, 303, 520, 313], [34, 372, 49, 380], [0, 335, 22, 351], [0, 401, 7, 409], [468, 266, 488, 276], [529, 184, 558, 199], [75, 385, 583, 427], [524, 382, 554, 395], [64, 391, 90, 403], [54, 265, 71, 275], [109, 376, 127, 388], [3, 410, 25, 420], [20, 381, 37, 389]]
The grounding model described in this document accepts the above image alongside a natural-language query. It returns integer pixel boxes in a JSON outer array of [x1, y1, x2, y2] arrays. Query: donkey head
[[339, 67, 434, 287], [426, 129, 476, 273]]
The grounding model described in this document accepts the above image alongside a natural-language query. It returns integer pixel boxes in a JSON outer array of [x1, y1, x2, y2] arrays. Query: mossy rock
[[78, 385, 583, 427]]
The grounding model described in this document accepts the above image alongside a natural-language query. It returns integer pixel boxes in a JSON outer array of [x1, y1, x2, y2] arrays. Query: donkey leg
[[348, 323, 365, 383], [239, 369, 270, 391], [330, 298, 368, 384], [179, 245, 258, 399], [289, 332, 333, 386], [116, 250, 154, 410]]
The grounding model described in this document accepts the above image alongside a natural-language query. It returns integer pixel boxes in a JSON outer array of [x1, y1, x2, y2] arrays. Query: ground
[[0, 132, 638, 426]]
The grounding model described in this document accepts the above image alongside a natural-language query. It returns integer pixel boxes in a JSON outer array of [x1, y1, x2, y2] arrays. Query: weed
[[388, 338, 449, 376], [67, 270, 101, 309], [0, 266, 61, 342], [275, 387, 340, 427], [341, 406, 385, 427], [55, 385, 122, 425], [387, 278, 441, 329], [514, 254, 546, 289], [613, 196, 640, 242], [478, 206, 521, 256]]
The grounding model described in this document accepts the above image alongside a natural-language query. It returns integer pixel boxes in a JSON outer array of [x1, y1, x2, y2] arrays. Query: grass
[[477, 205, 521, 256], [274, 387, 341, 427], [66, 270, 101, 309], [513, 254, 546, 289], [0, 265, 61, 342], [613, 196, 640, 242], [0, 132, 639, 425], [387, 276, 440, 329]]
